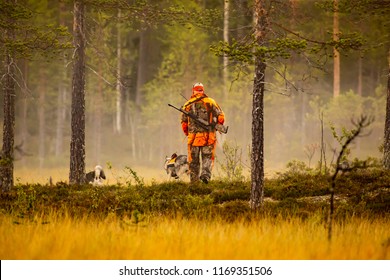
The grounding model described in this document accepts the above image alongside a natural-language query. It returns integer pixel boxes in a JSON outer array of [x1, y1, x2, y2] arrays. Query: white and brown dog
[[86, 165, 106, 186], [164, 153, 189, 180]]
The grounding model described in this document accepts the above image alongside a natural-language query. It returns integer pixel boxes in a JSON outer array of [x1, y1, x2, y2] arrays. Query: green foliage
[[329, 123, 353, 161], [0, 156, 13, 167], [0, 1, 71, 59], [212, 200, 252, 222], [217, 140, 246, 181], [268, 38, 308, 57], [131, 209, 145, 225], [271, 160, 329, 200], [88, 0, 221, 30], [210, 38, 256, 64], [210, 37, 309, 63], [124, 166, 145, 187], [305, 90, 385, 167], [104, 163, 145, 187], [349, 156, 382, 169], [105, 162, 122, 185], [211, 181, 250, 203], [14, 185, 37, 217], [284, 160, 313, 176], [330, 32, 365, 52]]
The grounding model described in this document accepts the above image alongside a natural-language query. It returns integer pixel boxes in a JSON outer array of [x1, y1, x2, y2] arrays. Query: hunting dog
[[86, 165, 106, 186], [164, 153, 189, 180]]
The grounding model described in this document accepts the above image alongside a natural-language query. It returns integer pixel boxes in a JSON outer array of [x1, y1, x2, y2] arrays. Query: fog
[[1, 0, 387, 184], [6, 72, 386, 184]]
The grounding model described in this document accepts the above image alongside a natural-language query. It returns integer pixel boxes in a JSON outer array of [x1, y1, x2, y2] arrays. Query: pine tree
[[0, 1, 70, 191], [69, 0, 87, 184]]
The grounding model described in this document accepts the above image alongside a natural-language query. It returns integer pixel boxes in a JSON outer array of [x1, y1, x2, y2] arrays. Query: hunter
[[181, 82, 225, 183]]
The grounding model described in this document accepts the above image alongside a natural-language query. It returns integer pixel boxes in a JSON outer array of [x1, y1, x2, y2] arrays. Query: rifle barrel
[[168, 103, 180, 110], [168, 103, 228, 134]]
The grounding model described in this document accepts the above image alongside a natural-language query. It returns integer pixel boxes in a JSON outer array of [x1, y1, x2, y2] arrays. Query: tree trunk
[[357, 53, 363, 96], [1, 53, 16, 192], [223, 0, 229, 94], [1, 0, 16, 191], [55, 1, 68, 157], [250, 0, 267, 210], [69, 0, 86, 184], [384, 48, 390, 169], [136, 31, 148, 107], [133, 29, 148, 159], [38, 67, 46, 169], [19, 60, 29, 167], [115, 8, 123, 134], [218, 0, 230, 146], [93, 59, 103, 164], [333, 0, 340, 98], [55, 67, 68, 157], [235, 0, 249, 40], [301, 91, 307, 147]]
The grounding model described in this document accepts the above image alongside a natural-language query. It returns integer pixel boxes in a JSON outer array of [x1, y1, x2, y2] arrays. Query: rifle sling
[[183, 96, 206, 109]]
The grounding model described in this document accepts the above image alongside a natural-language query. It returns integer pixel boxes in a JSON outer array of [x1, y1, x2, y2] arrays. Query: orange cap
[[192, 82, 204, 92]]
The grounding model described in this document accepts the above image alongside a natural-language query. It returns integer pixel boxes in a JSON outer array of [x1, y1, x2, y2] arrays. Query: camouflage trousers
[[189, 145, 214, 183]]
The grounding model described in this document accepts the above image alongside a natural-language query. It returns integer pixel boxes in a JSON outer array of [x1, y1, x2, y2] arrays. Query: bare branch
[[85, 64, 115, 87], [328, 114, 374, 242], [271, 21, 327, 45]]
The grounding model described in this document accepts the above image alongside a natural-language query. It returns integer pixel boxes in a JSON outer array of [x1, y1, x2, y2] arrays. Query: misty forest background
[[1, 0, 389, 181]]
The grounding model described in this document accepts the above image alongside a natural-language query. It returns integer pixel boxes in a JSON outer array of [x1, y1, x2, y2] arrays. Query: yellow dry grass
[[14, 167, 69, 184], [1, 213, 389, 260], [14, 166, 171, 185]]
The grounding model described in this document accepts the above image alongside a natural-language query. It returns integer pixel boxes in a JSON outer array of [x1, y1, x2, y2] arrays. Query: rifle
[[168, 103, 229, 134]]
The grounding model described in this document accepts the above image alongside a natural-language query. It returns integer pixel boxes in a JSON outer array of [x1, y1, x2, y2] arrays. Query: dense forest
[[0, 0, 389, 185]]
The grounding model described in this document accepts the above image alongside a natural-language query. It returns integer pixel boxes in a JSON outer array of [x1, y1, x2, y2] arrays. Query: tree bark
[[250, 0, 268, 210], [384, 48, 390, 169], [1, 0, 16, 191], [69, 0, 86, 184], [1, 52, 16, 192]]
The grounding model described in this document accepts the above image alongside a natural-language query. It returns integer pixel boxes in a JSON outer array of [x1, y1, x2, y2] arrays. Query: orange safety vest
[[181, 93, 224, 148]]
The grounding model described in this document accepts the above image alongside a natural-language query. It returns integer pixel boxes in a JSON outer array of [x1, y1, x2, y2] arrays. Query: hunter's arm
[[181, 112, 189, 136], [214, 103, 225, 125]]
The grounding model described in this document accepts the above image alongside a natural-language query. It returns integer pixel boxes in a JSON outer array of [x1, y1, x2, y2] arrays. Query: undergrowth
[[1, 165, 389, 223]]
